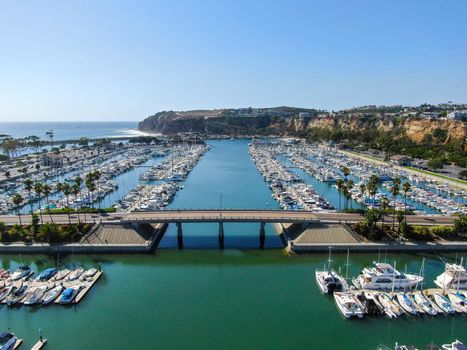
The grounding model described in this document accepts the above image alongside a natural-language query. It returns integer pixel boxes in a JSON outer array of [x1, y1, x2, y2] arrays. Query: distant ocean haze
[[0, 121, 152, 141]]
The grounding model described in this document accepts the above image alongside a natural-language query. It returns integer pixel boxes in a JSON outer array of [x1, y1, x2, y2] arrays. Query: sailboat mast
[[392, 260, 396, 294]]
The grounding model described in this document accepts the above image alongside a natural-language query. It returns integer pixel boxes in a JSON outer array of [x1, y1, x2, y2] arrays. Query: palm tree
[[336, 179, 344, 211], [402, 182, 411, 223], [12, 194, 24, 227], [85, 173, 96, 209], [390, 178, 400, 231], [359, 183, 366, 202], [33, 182, 44, 223], [93, 170, 102, 210], [341, 166, 350, 180], [380, 196, 389, 230], [42, 184, 54, 224], [62, 182, 72, 225], [347, 179, 354, 210], [24, 178, 34, 214], [71, 183, 81, 224]]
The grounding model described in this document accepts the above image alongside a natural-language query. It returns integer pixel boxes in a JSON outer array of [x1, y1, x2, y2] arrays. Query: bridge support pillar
[[176, 222, 183, 249], [259, 222, 266, 249], [218, 222, 224, 249]]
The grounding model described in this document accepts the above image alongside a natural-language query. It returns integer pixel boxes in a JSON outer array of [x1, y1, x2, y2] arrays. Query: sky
[[0, 0, 466, 122]]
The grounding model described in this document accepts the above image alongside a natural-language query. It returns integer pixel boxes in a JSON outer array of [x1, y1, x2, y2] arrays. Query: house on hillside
[[390, 155, 412, 166]]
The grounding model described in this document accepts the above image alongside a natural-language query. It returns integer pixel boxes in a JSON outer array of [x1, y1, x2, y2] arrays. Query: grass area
[[46, 207, 117, 214], [344, 150, 385, 162], [407, 167, 467, 185]]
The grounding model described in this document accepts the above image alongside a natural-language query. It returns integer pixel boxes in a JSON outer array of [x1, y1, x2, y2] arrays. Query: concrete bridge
[[0, 209, 459, 252]]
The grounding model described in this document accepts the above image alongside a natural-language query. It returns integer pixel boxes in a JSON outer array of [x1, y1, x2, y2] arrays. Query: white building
[[447, 110, 467, 121]]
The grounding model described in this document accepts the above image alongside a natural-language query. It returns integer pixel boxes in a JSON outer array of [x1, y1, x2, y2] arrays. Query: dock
[[31, 339, 47, 350], [54, 270, 103, 304]]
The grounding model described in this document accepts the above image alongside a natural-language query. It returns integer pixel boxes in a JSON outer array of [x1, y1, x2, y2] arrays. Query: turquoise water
[[0, 252, 465, 349], [1, 138, 465, 349]]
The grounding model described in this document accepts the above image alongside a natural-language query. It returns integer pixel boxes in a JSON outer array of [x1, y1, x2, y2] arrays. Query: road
[[0, 210, 457, 226]]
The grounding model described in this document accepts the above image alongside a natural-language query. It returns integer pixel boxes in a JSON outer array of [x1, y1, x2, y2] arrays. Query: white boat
[[411, 291, 438, 315], [431, 293, 456, 314], [435, 262, 467, 291], [52, 269, 70, 281], [23, 284, 52, 305], [79, 268, 98, 281], [377, 293, 405, 317], [447, 292, 467, 313], [352, 262, 423, 291], [315, 247, 348, 294], [42, 285, 64, 305], [442, 340, 466, 350], [395, 292, 418, 315], [0, 285, 14, 302], [9, 265, 32, 281], [333, 292, 365, 319], [67, 268, 85, 281]]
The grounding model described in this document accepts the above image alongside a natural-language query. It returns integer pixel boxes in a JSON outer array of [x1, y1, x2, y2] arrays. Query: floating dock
[[13, 338, 23, 349], [0, 269, 103, 307]]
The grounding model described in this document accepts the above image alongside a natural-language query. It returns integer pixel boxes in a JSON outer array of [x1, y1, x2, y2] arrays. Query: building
[[390, 155, 412, 166], [447, 110, 467, 121], [40, 152, 63, 167]]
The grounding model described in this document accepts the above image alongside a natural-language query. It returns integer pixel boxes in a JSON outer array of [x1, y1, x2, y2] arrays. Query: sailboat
[[315, 247, 348, 294]]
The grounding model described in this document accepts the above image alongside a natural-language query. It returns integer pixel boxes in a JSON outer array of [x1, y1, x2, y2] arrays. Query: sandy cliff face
[[402, 118, 466, 142], [139, 111, 466, 143]]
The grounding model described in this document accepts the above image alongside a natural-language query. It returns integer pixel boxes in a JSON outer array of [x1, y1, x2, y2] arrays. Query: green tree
[[42, 184, 54, 224], [12, 194, 24, 227], [453, 215, 467, 237], [24, 178, 34, 214], [390, 178, 400, 230], [402, 182, 411, 223], [33, 182, 44, 223], [427, 157, 444, 171]]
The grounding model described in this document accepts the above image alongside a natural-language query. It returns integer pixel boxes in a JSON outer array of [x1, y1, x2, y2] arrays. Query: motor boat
[[333, 292, 365, 319], [42, 285, 64, 305], [59, 286, 82, 304], [67, 268, 85, 281], [352, 262, 423, 291], [431, 293, 456, 314], [23, 284, 52, 305], [377, 293, 405, 317], [36, 268, 57, 282], [435, 262, 467, 291], [395, 292, 418, 315], [315, 269, 347, 294], [0, 286, 15, 302], [52, 269, 70, 281], [447, 292, 467, 313], [411, 291, 438, 315], [79, 268, 98, 281], [6, 284, 28, 306], [0, 332, 17, 350], [9, 265, 32, 281], [442, 340, 467, 350]]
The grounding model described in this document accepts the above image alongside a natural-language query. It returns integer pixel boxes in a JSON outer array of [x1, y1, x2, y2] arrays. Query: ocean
[[0, 121, 149, 141]]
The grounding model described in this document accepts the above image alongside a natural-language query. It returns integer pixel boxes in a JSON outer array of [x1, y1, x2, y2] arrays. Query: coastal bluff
[[138, 107, 466, 142]]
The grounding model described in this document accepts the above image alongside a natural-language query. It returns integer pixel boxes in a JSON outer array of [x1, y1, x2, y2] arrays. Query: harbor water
[[0, 252, 465, 349], [1, 138, 465, 349]]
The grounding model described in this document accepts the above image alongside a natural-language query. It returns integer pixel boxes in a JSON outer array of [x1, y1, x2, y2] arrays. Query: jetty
[[31, 339, 47, 350]]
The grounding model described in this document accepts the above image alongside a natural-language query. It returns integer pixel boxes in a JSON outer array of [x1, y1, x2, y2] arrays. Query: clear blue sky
[[1, 0, 466, 122]]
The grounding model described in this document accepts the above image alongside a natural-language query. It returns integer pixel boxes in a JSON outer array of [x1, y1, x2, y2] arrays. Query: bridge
[[0, 209, 458, 251]]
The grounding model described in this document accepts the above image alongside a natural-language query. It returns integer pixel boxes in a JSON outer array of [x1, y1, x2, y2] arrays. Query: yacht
[[6, 284, 28, 306], [79, 268, 98, 281], [23, 284, 52, 305], [52, 269, 70, 281], [434, 262, 467, 291], [9, 265, 32, 281], [36, 268, 57, 282], [447, 292, 467, 313], [0, 332, 17, 350], [333, 292, 365, 319], [0, 286, 15, 302], [352, 262, 423, 290]]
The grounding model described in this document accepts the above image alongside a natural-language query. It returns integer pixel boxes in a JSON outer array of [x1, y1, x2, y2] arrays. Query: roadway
[[0, 210, 457, 226]]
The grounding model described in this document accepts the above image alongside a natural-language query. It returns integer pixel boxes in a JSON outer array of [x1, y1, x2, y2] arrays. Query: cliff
[[138, 108, 466, 143]]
